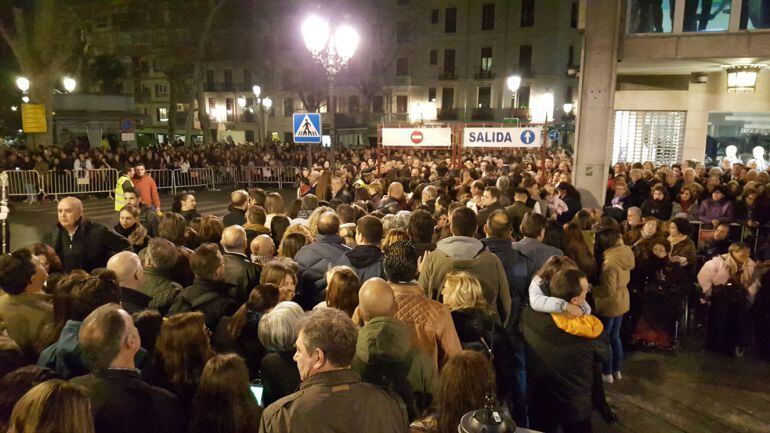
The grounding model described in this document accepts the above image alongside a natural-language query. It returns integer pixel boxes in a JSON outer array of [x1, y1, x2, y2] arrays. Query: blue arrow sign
[[548, 129, 560, 141], [520, 129, 536, 145]]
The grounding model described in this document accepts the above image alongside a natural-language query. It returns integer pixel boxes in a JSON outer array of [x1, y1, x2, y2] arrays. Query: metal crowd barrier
[[235, 166, 284, 189], [1, 170, 43, 197], [212, 166, 239, 187], [690, 220, 768, 256], [173, 168, 215, 193], [146, 169, 174, 192], [41, 168, 118, 199]]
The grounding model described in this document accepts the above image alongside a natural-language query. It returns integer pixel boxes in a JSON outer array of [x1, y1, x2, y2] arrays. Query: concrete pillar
[[573, 0, 622, 209]]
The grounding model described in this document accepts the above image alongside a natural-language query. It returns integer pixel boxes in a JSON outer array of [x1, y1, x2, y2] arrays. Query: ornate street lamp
[[62, 77, 77, 93]]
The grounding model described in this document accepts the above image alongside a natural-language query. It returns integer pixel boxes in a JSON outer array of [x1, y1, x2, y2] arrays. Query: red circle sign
[[410, 131, 423, 144]]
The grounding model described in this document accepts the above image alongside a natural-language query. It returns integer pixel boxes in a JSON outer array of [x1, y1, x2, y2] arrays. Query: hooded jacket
[[139, 268, 182, 316], [594, 245, 635, 317], [337, 245, 384, 281], [352, 316, 438, 419], [419, 236, 511, 323], [295, 234, 351, 309], [168, 278, 239, 330]]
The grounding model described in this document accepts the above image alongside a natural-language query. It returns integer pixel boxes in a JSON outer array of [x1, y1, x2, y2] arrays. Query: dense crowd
[[1, 146, 769, 433]]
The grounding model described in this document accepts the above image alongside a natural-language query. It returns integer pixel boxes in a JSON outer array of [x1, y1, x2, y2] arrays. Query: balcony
[[391, 113, 409, 122], [508, 108, 531, 121], [391, 76, 412, 86], [474, 69, 495, 80], [439, 71, 457, 80], [203, 83, 238, 92], [471, 108, 494, 121], [437, 108, 458, 120]]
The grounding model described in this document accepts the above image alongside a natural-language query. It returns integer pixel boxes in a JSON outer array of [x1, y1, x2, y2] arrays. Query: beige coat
[[594, 245, 635, 317]]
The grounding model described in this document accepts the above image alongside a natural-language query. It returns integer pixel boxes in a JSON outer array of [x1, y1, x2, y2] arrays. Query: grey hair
[[496, 176, 510, 191], [394, 211, 411, 231], [258, 301, 305, 352]]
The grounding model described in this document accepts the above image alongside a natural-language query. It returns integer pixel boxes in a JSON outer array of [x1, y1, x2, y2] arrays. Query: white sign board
[[382, 127, 452, 148], [121, 132, 135, 142], [463, 127, 543, 148]]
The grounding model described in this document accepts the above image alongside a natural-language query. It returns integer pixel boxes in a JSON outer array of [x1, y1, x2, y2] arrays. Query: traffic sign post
[[293, 113, 322, 144], [548, 129, 560, 141], [120, 118, 136, 133]]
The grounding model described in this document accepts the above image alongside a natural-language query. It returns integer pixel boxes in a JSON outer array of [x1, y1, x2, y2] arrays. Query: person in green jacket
[[352, 278, 439, 421]]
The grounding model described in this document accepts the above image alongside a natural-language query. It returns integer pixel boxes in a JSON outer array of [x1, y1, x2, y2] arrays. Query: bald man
[[221, 225, 261, 304], [351, 278, 438, 418], [378, 182, 409, 212], [107, 251, 149, 314], [294, 211, 350, 309], [250, 234, 276, 264], [43, 196, 130, 272], [223, 190, 250, 228]]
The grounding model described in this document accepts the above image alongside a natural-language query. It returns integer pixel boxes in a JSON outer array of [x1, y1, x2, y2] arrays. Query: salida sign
[[463, 127, 542, 148]]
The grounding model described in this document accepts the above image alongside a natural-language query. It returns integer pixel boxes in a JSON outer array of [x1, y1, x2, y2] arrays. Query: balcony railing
[[471, 108, 494, 121], [391, 76, 412, 86], [474, 69, 495, 79], [439, 71, 457, 80], [437, 108, 458, 120], [509, 108, 531, 120]]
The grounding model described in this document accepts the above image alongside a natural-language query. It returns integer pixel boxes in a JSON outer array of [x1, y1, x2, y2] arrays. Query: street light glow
[[334, 25, 360, 61], [10, 106, 17, 112], [63, 76, 77, 93], [252, 85, 261, 98], [563, 102, 573, 113], [21, 96, 30, 103], [16, 77, 30, 93], [262, 97, 273, 110], [302, 16, 330, 56], [506, 75, 521, 93], [237, 97, 247, 108]]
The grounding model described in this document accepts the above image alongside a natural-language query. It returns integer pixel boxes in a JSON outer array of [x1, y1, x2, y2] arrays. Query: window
[[519, 44, 533, 75], [224, 69, 232, 83], [428, 87, 437, 102], [283, 98, 294, 117], [441, 88, 454, 110], [477, 87, 492, 109], [152, 59, 165, 73], [397, 22, 410, 43], [396, 57, 409, 76], [568, 45, 574, 67], [481, 3, 495, 30], [141, 61, 150, 74], [521, 0, 535, 27], [570, 1, 578, 28], [206, 70, 214, 84], [372, 95, 384, 113], [431, 9, 439, 24], [142, 86, 151, 97], [396, 95, 408, 113], [612, 111, 685, 166], [429, 49, 438, 65], [244, 69, 252, 87], [517, 85, 531, 108], [480, 47, 493, 71], [157, 107, 169, 122], [208, 97, 216, 112], [445, 7, 457, 33], [349, 95, 361, 112], [154, 83, 168, 97], [443, 49, 456, 74], [565, 86, 573, 103]]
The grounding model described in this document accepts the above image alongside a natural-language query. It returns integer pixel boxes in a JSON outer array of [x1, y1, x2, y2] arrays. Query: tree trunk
[[28, 71, 56, 148], [194, 63, 212, 145], [167, 80, 178, 143]]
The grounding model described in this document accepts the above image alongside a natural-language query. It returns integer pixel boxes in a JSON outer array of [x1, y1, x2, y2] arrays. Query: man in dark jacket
[[295, 212, 351, 309], [407, 209, 437, 258], [43, 196, 130, 272], [123, 189, 159, 237], [338, 215, 384, 281], [260, 308, 409, 433], [72, 304, 185, 433], [352, 278, 438, 420], [223, 189, 249, 228], [476, 186, 505, 238], [521, 269, 608, 433], [168, 243, 238, 330], [504, 188, 533, 240], [221, 225, 261, 303], [106, 251, 151, 315], [512, 212, 563, 272], [697, 222, 732, 262]]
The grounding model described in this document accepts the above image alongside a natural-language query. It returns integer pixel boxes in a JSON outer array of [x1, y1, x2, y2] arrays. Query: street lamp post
[[301, 16, 359, 169], [506, 75, 521, 119], [262, 97, 272, 144]]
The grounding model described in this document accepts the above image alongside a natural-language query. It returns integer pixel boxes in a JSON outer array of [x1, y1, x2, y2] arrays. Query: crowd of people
[[1, 144, 770, 433]]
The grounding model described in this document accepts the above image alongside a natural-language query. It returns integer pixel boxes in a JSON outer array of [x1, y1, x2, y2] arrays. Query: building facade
[[574, 0, 770, 207]]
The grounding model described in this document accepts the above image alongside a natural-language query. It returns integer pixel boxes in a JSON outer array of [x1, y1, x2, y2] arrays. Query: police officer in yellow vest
[[115, 166, 135, 211]]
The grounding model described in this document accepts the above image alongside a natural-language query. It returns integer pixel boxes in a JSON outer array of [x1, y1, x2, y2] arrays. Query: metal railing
[[2, 166, 301, 199]]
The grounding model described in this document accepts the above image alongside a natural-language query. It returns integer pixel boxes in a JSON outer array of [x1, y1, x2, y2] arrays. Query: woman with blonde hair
[[381, 228, 409, 250], [7, 379, 94, 433], [264, 192, 285, 228], [145, 312, 215, 413]]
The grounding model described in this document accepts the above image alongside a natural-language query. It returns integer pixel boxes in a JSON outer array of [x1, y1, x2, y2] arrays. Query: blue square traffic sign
[[293, 113, 322, 144]]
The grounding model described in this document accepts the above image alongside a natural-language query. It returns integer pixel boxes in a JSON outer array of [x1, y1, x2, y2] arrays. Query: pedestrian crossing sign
[[293, 113, 322, 144]]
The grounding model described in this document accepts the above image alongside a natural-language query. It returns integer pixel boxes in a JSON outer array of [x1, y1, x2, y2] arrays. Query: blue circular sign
[[120, 118, 135, 133], [548, 129, 560, 141], [520, 129, 536, 145]]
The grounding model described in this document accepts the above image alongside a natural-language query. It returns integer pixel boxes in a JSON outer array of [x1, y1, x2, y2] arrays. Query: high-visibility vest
[[115, 175, 134, 211]]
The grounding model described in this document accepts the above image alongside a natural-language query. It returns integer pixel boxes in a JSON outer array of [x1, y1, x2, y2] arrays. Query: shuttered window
[[612, 111, 686, 166]]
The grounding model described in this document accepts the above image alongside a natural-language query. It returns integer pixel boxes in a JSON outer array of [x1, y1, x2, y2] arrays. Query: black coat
[[260, 351, 301, 407], [222, 252, 261, 304], [520, 308, 608, 424], [119, 286, 152, 314], [213, 314, 266, 380], [476, 202, 505, 237], [43, 218, 130, 272], [168, 277, 239, 330], [71, 369, 184, 433], [481, 237, 536, 328], [294, 234, 351, 309], [641, 198, 673, 221], [223, 207, 247, 228]]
